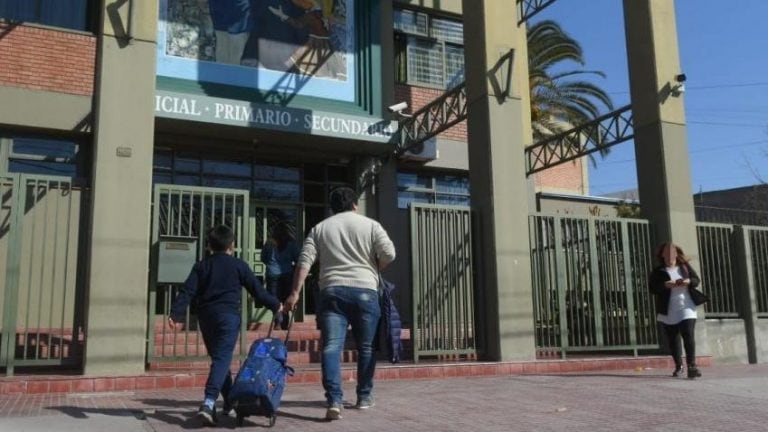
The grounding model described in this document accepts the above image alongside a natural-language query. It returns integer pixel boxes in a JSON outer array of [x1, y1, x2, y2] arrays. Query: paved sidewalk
[[0, 364, 767, 431]]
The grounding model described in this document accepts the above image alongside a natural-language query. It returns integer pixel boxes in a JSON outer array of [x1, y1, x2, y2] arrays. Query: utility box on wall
[[157, 237, 198, 284]]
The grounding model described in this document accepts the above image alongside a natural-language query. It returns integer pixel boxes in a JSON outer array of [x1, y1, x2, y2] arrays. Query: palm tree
[[528, 20, 614, 147]]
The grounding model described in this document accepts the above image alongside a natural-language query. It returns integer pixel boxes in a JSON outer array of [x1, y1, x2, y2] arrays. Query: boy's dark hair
[[329, 187, 358, 214], [207, 225, 234, 252]]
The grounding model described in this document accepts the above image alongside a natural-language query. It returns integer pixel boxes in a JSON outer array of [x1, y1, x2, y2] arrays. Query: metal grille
[[749, 227, 768, 315], [529, 214, 657, 357], [0, 174, 87, 375], [148, 184, 250, 364], [696, 223, 738, 317], [431, 17, 464, 44], [406, 38, 445, 87], [410, 204, 476, 362]]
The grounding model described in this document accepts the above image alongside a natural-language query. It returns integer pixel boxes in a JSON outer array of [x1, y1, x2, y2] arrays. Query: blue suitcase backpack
[[228, 314, 294, 428]]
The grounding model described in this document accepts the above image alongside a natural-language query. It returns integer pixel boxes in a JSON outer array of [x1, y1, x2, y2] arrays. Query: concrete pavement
[[0, 364, 767, 431]]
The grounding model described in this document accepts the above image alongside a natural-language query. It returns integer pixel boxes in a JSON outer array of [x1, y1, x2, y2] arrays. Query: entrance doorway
[[245, 202, 306, 321]]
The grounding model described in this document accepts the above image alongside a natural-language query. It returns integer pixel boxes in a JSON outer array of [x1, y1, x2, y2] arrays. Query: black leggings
[[663, 319, 697, 367]]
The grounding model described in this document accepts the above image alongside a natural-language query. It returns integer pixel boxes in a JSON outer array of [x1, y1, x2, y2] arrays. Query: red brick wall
[[395, 84, 468, 142], [534, 158, 586, 194], [0, 23, 96, 96]]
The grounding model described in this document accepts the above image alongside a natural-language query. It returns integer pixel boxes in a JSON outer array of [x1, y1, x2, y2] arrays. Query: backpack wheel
[[268, 415, 276, 427]]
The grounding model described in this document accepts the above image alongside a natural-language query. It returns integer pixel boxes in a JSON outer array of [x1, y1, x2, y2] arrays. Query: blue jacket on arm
[[170, 253, 279, 321], [378, 278, 403, 363]]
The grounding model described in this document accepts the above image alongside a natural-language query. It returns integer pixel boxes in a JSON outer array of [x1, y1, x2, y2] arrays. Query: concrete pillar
[[83, 0, 158, 375], [462, 1, 536, 361], [623, 0, 709, 355]]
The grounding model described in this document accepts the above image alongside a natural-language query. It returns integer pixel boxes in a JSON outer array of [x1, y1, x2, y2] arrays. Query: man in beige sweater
[[285, 187, 395, 421]]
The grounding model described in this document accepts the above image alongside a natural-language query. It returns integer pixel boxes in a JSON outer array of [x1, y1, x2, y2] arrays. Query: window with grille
[[397, 171, 470, 209], [394, 8, 465, 89]]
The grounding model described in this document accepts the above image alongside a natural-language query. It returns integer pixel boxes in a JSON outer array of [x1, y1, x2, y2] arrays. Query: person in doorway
[[261, 220, 300, 328], [284, 187, 396, 420], [648, 242, 706, 379], [169, 225, 283, 426]]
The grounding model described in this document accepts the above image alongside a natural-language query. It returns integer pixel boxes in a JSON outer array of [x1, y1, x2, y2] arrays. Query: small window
[[393, 9, 429, 36], [7, 136, 83, 178], [0, 0, 95, 32], [397, 171, 470, 209], [394, 8, 465, 89]]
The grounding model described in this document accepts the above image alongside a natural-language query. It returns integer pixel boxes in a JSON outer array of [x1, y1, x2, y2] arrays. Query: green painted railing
[[410, 204, 476, 362], [695, 223, 739, 317], [147, 184, 253, 365], [529, 214, 658, 357], [0, 174, 87, 375], [747, 226, 768, 316]]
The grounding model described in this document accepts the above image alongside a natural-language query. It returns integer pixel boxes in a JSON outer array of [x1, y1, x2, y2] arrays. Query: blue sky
[[538, 0, 768, 196]]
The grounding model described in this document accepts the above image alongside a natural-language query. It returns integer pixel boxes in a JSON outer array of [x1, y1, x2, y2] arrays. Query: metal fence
[[147, 184, 252, 364], [0, 174, 87, 375], [695, 223, 739, 317], [748, 226, 768, 316], [410, 204, 476, 362], [529, 214, 658, 357]]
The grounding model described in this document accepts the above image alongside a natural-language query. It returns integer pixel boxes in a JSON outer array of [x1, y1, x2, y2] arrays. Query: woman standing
[[649, 242, 708, 379], [261, 221, 300, 328]]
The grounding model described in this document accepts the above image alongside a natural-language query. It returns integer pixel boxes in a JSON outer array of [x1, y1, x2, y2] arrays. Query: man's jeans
[[198, 311, 241, 402], [318, 286, 381, 405]]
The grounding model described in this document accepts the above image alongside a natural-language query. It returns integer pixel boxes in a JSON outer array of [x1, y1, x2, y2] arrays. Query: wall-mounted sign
[[157, 0, 356, 102], [155, 90, 396, 143]]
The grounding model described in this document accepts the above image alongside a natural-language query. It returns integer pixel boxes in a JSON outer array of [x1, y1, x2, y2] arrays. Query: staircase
[[148, 317, 414, 371]]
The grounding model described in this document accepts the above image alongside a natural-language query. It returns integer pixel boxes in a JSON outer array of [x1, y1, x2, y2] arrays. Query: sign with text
[[154, 91, 396, 143]]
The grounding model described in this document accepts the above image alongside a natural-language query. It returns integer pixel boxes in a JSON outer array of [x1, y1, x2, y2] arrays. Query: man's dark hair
[[207, 225, 234, 252], [329, 187, 358, 214]]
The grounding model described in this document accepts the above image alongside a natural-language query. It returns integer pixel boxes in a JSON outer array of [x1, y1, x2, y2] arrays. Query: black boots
[[672, 365, 701, 379], [687, 365, 702, 379]]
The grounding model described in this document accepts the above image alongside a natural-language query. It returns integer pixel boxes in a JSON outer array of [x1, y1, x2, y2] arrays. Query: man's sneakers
[[197, 404, 217, 426], [356, 395, 375, 409], [325, 403, 344, 420]]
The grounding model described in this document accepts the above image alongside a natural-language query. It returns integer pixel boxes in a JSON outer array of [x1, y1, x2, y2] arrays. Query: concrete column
[[83, 0, 158, 375], [623, 0, 709, 355], [462, 1, 536, 361]]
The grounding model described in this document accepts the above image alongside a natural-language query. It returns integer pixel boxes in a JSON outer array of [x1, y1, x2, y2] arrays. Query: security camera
[[671, 74, 686, 96], [387, 102, 409, 113], [675, 73, 687, 83]]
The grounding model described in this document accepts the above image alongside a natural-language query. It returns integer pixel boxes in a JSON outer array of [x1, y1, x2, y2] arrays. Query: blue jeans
[[198, 311, 241, 402], [318, 286, 381, 405]]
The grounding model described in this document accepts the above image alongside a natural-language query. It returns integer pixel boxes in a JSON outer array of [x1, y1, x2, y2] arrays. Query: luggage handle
[[267, 311, 294, 343]]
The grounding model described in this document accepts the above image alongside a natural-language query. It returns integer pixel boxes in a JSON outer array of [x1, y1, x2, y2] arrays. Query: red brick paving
[[0, 364, 765, 431]]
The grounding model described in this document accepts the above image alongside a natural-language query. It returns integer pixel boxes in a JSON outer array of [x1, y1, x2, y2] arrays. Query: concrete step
[[0, 356, 714, 395]]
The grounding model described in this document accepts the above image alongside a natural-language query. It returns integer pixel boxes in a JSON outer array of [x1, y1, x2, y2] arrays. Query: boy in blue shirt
[[169, 225, 283, 425]]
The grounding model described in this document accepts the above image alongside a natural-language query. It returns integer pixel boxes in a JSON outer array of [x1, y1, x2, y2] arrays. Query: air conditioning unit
[[400, 138, 439, 161]]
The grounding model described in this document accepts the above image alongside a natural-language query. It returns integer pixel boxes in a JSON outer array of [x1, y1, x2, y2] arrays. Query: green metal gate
[[529, 214, 658, 358], [147, 184, 253, 364], [410, 204, 476, 362], [0, 174, 87, 375]]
